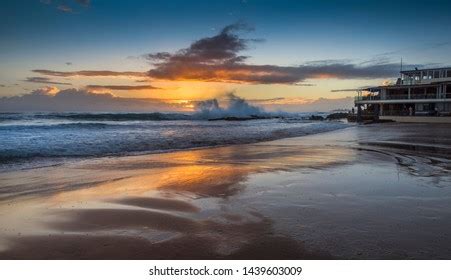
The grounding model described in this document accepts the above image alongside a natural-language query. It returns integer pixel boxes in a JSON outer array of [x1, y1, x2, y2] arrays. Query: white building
[[354, 67, 451, 123]]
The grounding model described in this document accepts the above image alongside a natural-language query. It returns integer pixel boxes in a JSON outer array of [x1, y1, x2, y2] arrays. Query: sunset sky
[[1, 0, 451, 112]]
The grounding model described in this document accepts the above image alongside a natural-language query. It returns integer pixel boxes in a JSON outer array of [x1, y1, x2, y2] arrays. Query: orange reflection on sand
[[47, 147, 259, 205], [47, 142, 354, 205]]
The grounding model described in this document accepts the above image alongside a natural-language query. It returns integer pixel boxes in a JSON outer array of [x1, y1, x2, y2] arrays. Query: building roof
[[363, 82, 445, 92], [401, 66, 451, 75]]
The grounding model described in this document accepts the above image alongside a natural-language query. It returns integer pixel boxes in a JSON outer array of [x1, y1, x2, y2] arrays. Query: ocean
[[0, 112, 348, 169]]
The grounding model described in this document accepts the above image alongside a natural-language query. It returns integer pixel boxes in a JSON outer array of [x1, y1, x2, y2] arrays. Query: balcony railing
[[410, 93, 440, 99], [355, 95, 380, 101], [386, 94, 408, 100], [356, 93, 451, 102]]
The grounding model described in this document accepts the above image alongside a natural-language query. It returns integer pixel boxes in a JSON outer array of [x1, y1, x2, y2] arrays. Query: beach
[[1, 122, 451, 259]]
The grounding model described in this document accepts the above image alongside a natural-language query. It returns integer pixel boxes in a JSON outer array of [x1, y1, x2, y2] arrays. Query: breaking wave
[[192, 93, 271, 119]]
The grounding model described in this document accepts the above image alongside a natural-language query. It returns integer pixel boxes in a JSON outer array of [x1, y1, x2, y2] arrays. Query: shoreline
[[1, 123, 451, 259]]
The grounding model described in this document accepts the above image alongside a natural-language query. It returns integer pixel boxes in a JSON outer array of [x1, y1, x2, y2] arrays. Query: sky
[[1, 0, 451, 112]]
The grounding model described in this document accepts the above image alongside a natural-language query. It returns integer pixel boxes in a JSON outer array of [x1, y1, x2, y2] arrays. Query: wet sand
[[0, 123, 451, 259]]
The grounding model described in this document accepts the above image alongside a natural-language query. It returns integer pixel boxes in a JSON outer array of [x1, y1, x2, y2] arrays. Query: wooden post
[[374, 104, 379, 120], [357, 105, 362, 123]]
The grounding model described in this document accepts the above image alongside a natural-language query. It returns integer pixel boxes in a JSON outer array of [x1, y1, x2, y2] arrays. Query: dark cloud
[[148, 60, 404, 84], [23, 77, 72, 85], [86, 84, 159, 91], [32, 23, 413, 85], [0, 88, 182, 112], [145, 22, 255, 66], [0, 84, 5, 87], [66, 62, 72, 66], [32, 69, 147, 77]]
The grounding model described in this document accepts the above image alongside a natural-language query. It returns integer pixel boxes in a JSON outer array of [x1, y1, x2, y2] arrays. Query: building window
[[447, 70, 451, 78], [434, 71, 440, 78], [422, 71, 428, 79], [426, 87, 436, 94]]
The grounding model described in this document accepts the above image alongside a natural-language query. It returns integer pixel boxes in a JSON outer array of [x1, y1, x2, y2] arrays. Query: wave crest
[[193, 93, 269, 119]]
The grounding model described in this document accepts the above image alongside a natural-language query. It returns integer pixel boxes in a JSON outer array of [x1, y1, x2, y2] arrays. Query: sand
[[0, 122, 451, 259]]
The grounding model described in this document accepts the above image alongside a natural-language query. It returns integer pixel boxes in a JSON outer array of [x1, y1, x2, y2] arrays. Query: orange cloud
[[23, 77, 72, 85], [32, 69, 147, 78], [85, 84, 159, 91]]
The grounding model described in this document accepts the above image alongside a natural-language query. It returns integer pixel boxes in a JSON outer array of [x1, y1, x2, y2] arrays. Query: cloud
[[294, 83, 316, 86], [23, 77, 72, 85], [85, 84, 159, 91], [375, 41, 451, 58], [66, 62, 72, 65], [41, 0, 89, 13], [248, 97, 309, 105], [361, 41, 451, 68], [0, 88, 184, 112], [251, 96, 354, 112], [144, 22, 256, 66], [28, 86, 60, 95], [57, 4, 73, 13], [31, 23, 412, 85], [32, 69, 147, 77], [153, 61, 403, 84], [0, 84, 5, 87]]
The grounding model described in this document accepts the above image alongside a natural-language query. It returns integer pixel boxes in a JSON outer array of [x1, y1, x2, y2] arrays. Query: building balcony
[[356, 93, 451, 102], [354, 95, 380, 101]]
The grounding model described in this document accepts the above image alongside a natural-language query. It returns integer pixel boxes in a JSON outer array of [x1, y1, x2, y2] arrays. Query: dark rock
[[308, 115, 324, 121], [326, 112, 349, 120]]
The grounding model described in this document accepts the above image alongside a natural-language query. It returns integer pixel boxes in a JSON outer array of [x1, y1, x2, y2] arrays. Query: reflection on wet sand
[[0, 231, 329, 260], [0, 136, 351, 259], [354, 123, 451, 179], [41, 143, 353, 203], [1, 123, 451, 259], [114, 197, 200, 212]]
